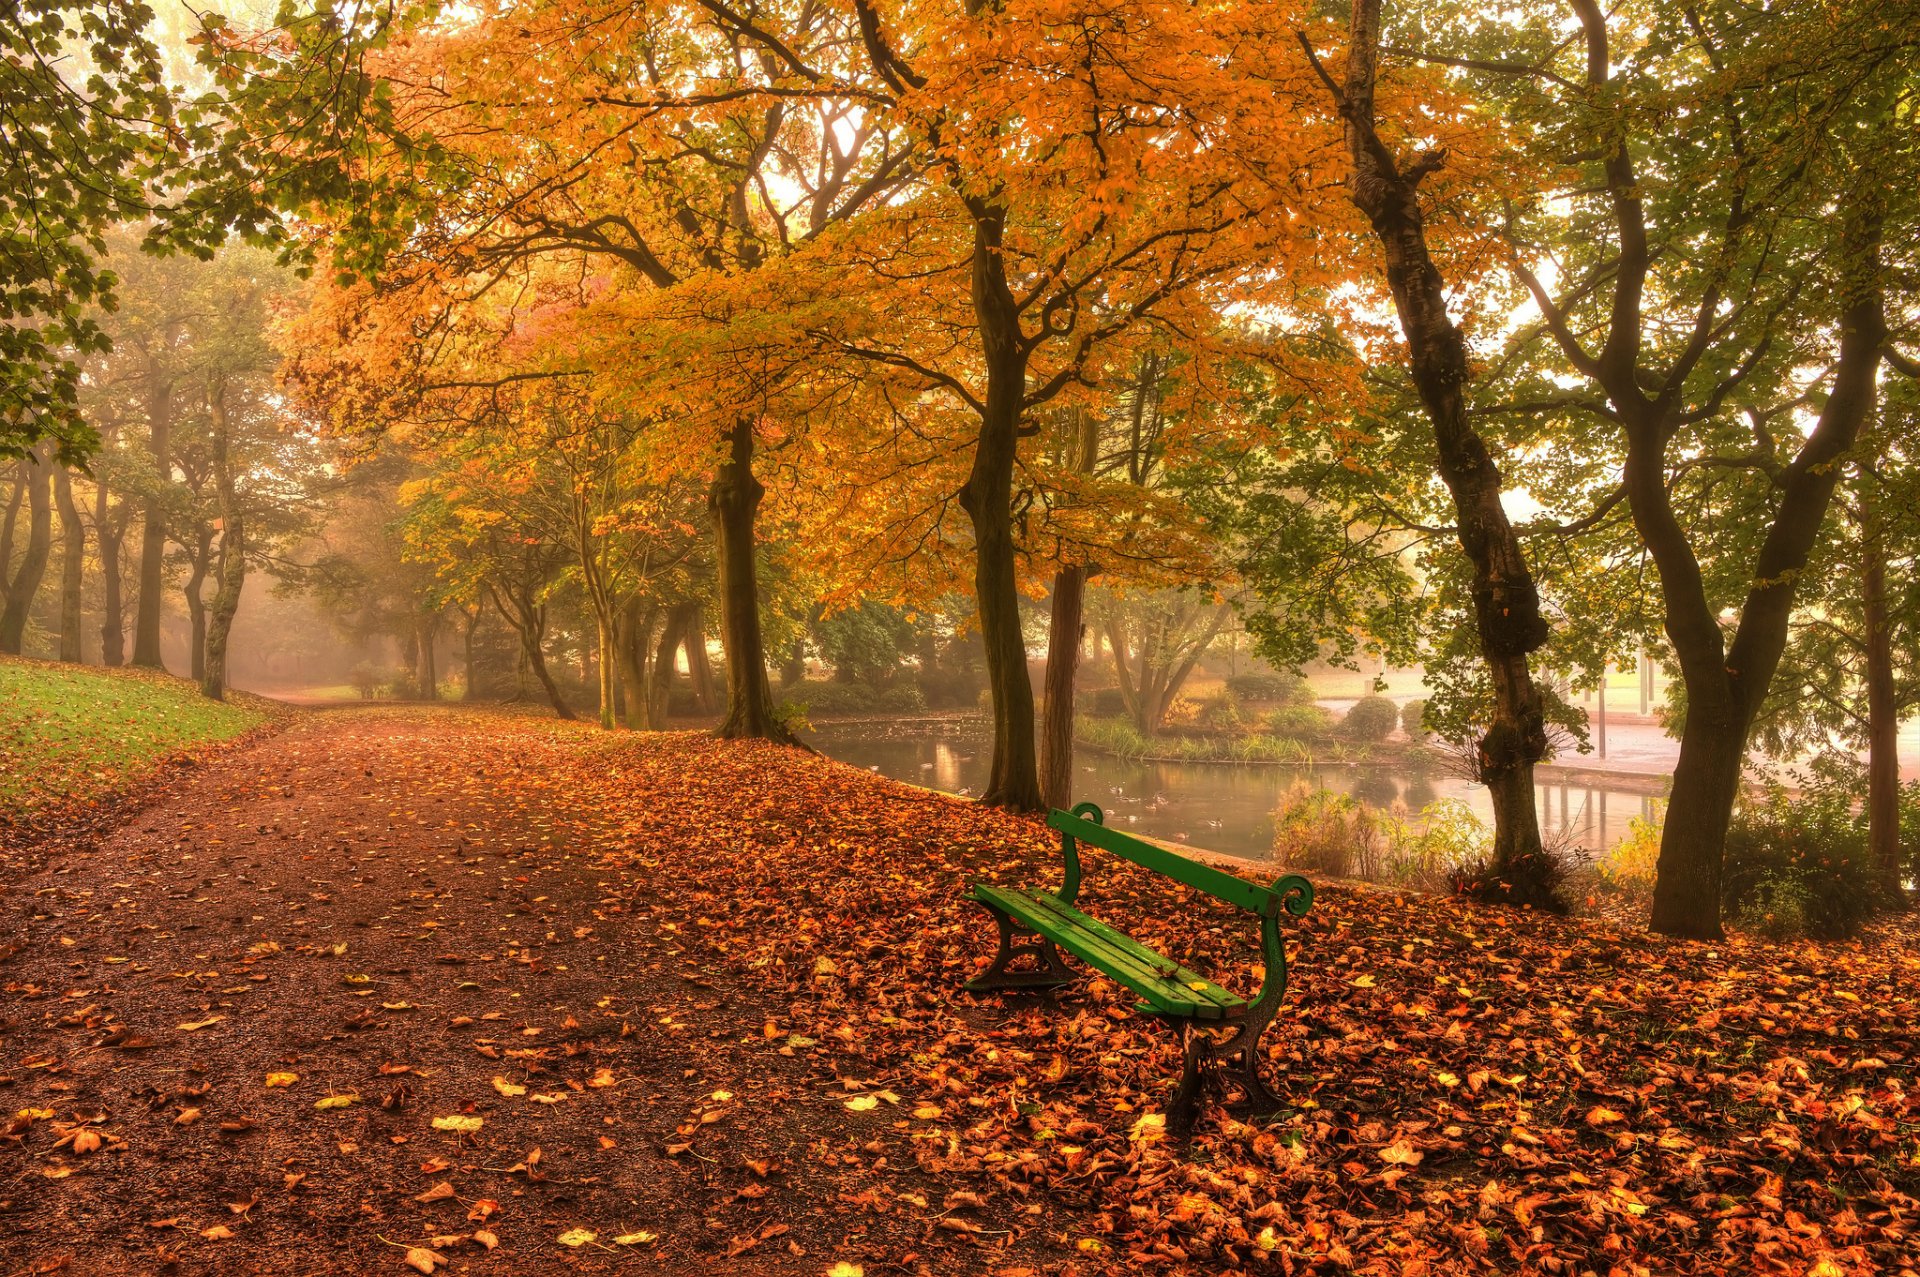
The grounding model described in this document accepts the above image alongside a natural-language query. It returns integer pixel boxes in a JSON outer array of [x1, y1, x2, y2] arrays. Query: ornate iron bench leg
[[964, 904, 1074, 991], [1166, 1021, 1213, 1139], [1221, 984, 1286, 1117]]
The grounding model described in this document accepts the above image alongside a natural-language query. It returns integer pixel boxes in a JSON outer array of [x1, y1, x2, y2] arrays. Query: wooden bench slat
[[969, 884, 1244, 1020], [1047, 808, 1281, 916]]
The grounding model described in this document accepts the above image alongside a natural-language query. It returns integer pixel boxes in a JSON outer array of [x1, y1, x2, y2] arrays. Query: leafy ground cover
[[0, 657, 279, 834], [0, 707, 1914, 1275]]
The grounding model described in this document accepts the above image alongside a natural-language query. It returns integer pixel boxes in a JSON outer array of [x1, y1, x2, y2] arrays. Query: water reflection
[[810, 722, 1666, 865]]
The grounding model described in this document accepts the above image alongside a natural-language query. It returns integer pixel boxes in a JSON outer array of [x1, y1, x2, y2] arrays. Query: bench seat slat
[[968, 884, 1246, 1021]]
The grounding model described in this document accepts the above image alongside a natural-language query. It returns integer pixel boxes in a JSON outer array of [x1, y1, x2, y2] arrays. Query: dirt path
[[0, 709, 1016, 1276]]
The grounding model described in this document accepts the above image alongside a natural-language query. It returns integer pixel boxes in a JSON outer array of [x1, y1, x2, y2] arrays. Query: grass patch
[[0, 658, 275, 826]]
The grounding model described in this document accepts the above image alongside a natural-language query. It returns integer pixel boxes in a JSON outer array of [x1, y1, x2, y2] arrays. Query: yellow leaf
[[491, 1076, 527, 1097], [557, 1228, 597, 1247], [826, 1265, 865, 1277], [314, 1094, 357, 1110], [1379, 1137, 1423, 1166], [613, 1231, 658, 1245], [432, 1115, 483, 1133], [843, 1095, 879, 1112], [264, 1072, 297, 1088], [1350, 974, 1376, 988], [177, 1016, 224, 1031]]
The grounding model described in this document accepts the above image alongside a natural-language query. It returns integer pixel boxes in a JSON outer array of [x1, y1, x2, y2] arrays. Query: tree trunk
[[201, 381, 247, 701], [96, 470, 128, 667], [183, 524, 213, 682], [416, 613, 441, 701], [201, 520, 246, 700], [52, 466, 84, 662], [1861, 520, 1903, 904], [0, 450, 54, 654], [462, 605, 480, 701], [1039, 565, 1089, 809], [616, 597, 655, 730], [593, 612, 618, 728], [710, 417, 797, 743], [489, 584, 574, 720], [685, 610, 718, 711], [957, 205, 1041, 810], [649, 602, 695, 729], [1643, 207, 1886, 939], [132, 364, 173, 669], [1333, 0, 1551, 881]]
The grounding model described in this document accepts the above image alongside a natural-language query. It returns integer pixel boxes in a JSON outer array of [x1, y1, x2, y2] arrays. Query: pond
[[808, 717, 1667, 866]]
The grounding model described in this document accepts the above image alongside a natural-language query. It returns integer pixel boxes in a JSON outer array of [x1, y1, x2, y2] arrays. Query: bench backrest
[[1049, 803, 1308, 918]]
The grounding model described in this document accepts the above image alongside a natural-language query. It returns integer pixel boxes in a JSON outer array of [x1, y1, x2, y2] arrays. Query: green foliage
[[788, 679, 880, 715], [1261, 703, 1334, 741], [0, 658, 268, 825], [1224, 671, 1310, 704], [1338, 695, 1400, 743], [1724, 788, 1885, 941], [814, 601, 914, 688], [1193, 687, 1245, 731], [1400, 698, 1431, 740], [1270, 785, 1485, 889]]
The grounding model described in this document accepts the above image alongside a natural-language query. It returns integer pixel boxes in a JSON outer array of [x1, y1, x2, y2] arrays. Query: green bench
[[964, 801, 1314, 1133]]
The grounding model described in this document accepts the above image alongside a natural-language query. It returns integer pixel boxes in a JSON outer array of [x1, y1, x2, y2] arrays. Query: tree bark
[[52, 466, 84, 662], [616, 597, 655, 730], [416, 612, 441, 702], [489, 583, 574, 719], [648, 602, 695, 728], [461, 604, 480, 701], [1326, 0, 1551, 878], [183, 524, 213, 682], [685, 610, 718, 711], [201, 381, 247, 701], [132, 360, 174, 669], [957, 204, 1042, 810], [1039, 565, 1089, 809], [1038, 406, 1100, 810], [710, 417, 797, 743], [96, 465, 128, 667], [0, 450, 54, 654], [1861, 516, 1902, 903]]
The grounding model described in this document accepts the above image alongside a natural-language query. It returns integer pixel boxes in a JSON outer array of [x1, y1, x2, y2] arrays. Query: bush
[[1598, 814, 1662, 894], [1449, 848, 1570, 913], [348, 662, 381, 701], [1089, 687, 1127, 717], [1724, 788, 1883, 940], [789, 679, 877, 715], [1339, 695, 1400, 743], [876, 683, 928, 713], [1194, 688, 1245, 732], [1272, 786, 1486, 889], [1225, 671, 1311, 705], [1400, 698, 1431, 741], [1262, 703, 1334, 741], [916, 669, 983, 709]]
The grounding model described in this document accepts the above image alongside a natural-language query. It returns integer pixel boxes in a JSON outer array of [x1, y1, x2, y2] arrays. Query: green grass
[[0, 658, 275, 826]]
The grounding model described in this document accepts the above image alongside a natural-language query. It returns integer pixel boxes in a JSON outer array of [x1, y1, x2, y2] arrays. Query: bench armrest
[[1057, 801, 1104, 904]]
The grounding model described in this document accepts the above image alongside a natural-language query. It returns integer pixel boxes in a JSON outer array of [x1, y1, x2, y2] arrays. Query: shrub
[[1272, 786, 1485, 889], [1449, 847, 1570, 913], [1723, 788, 1883, 940], [1225, 671, 1311, 705], [1089, 687, 1127, 717], [1194, 688, 1244, 732], [1339, 695, 1400, 743], [876, 683, 928, 713], [916, 669, 983, 709], [348, 662, 381, 701], [790, 679, 877, 715], [1262, 703, 1334, 741], [1599, 814, 1662, 894], [1400, 698, 1431, 741]]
